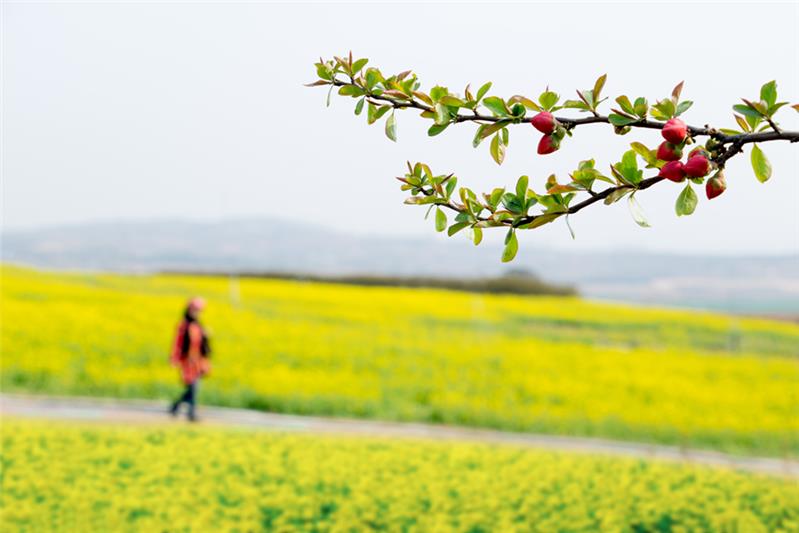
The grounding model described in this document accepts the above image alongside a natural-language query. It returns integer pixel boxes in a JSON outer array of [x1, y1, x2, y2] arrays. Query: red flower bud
[[684, 155, 710, 178], [537, 134, 560, 155], [659, 160, 686, 183], [656, 141, 683, 162], [661, 118, 687, 144], [706, 172, 726, 200], [688, 146, 709, 159], [531, 112, 557, 134]]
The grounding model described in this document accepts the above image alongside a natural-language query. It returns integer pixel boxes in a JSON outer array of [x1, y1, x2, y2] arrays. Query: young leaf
[[471, 226, 483, 246], [616, 95, 634, 115], [608, 114, 638, 126], [675, 101, 693, 116], [501, 230, 518, 262], [628, 194, 651, 227], [351, 58, 368, 74], [675, 183, 698, 216], [447, 222, 469, 237], [539, 90, 560, 111], [630, 142, 657, 167], [434, 103, 450, 125], [490, 134, 505, 165], [516, 175, 529, 200], [435, 208, 447, 232], [733, 104, 762, 119], [385, 112, 397, 142], [750, 144, 772, 183], [475, 82, 492, 102], [593, 74, 607, 103], [428, 123, 449, 137], [760, 80, 777, 108], [672, 81, 684, 101], [354, 97, 365, 115], [482, 96, 509, 116]]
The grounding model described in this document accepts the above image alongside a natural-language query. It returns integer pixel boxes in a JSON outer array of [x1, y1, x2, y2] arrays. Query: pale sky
[[3, 1, 798, 254]]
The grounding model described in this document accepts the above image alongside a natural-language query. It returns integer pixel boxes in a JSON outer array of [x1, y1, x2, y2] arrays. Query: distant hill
[[3, 217, 798, 314]]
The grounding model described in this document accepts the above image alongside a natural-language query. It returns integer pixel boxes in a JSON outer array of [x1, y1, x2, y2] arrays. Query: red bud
[[659, 160, 686, 183], [684, 155, 710, 178], [661, 118, 687, 144], [531, 111, 557, 134], [706, 172, 726, 199], [537, 134, 560, 155], [688, 146, 709, 159], [656, 141, 682, 162]]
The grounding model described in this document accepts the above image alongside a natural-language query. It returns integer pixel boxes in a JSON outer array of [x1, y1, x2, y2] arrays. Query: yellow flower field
[[1, 418, 797, 533], [1, 265, 798, 455]]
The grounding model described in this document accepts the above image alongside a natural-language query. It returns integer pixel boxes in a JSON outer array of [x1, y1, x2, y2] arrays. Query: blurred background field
[[3, 418, 797, 533], [3, 264, 797, 456]]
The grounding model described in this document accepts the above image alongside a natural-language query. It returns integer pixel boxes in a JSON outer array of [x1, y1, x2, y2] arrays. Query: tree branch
[[329, 78, 799, 146]]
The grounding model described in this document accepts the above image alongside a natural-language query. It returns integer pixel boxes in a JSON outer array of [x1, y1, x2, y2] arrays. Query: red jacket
[[170, 321, 210, 385]]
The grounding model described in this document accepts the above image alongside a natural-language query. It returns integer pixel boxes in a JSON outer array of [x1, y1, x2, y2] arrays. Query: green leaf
[[501, 192, 523, 214], [615, 150, 642, 185], [472, 226, 483, 246], [368, 103, 390, 124], [733, 104, 761, 119], [440, 95, 465, 107], [675, 100, 693, 116], [608, 113, 638, 126], [627, 194, 651, 228], [489, 135, 505, 165], [447, 222, 469, 237], [651, 99, 675, 120], [482, 96, 509, 116], [351, 58, 368, 74], [524, 213, 562, 229], [539, 90, 559, 111], [604, 187, 632, 205], [385, 112, 397, 142], [750, 144, 772, 183], [675, 183, 698, 216], [615, 95, 634, 115], [593, 74, 607, 103], [434, 103, 450, 125], [315, 63, 332, 80], [629, 142, 656, 167], [427, 123, 449, 137], [760, 80, 777, 108], [435, 208, 447, 232], [509, 95, 541, 111], [429, 86, 448, 103], [444, 176, 458, 199], [563, 100, 590, 111], [472, 121, 509, 148], [338, 85, 364, 97], [516, 175, 529, 200], [475, 82, 492, 102], [501, 230, 518, 262], [633, 97, 648, 117], [354, 97, 365, 115]]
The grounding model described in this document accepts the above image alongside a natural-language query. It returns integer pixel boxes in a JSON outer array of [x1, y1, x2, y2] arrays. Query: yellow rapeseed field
[[2, 265, 798, 454], [1, 418, 797, 533]]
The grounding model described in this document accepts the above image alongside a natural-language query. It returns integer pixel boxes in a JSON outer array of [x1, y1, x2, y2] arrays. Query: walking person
[[169, 297, 211, 421]]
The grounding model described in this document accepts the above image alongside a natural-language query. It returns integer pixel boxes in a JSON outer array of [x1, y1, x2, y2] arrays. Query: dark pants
[[171, 380, 199, 420]]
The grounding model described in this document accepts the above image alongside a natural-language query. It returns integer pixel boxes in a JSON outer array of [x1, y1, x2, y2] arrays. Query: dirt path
[[2, 393, 796, 478]]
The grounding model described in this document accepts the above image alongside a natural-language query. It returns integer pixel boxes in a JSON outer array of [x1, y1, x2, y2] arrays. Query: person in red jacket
[[169, 297, 211, 421]]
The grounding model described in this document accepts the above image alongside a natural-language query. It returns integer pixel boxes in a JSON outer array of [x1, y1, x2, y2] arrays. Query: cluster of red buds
[[531, 112, 567, 155], [656, 118, 725, 199]]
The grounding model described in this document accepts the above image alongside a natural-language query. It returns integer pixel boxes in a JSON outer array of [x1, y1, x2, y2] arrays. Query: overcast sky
[[3, 1, 798, 254]]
